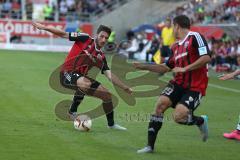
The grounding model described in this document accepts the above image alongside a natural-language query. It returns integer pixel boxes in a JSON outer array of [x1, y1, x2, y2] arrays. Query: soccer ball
[[73, 115, 92, 131]]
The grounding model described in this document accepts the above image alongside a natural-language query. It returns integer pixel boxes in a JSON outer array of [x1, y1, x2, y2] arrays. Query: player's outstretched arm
[[32, 22, 68, 39], [133, 62, 170, 74], [219, 69, 240, 80], [104, 70, 132, 95]]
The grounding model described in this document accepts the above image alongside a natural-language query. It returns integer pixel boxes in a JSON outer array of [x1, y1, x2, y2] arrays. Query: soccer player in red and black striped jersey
[[32, 22, 132, 130], [134, 15, 211, 153]]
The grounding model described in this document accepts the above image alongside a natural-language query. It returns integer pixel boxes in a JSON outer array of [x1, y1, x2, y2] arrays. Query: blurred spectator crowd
[[58, 0, 121, 21], [0, 0, 126, 21], [172, 0, 240, 24], [0, 0, 22, 19], [209, 36, 240, 71]]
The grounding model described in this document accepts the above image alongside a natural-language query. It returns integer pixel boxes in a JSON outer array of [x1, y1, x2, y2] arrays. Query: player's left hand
[[219, 73, 234, 80], [172, 67, 186, 73]]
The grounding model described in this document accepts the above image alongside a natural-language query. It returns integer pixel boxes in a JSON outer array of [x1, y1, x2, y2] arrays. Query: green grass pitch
[[0, 50, 239, 160]]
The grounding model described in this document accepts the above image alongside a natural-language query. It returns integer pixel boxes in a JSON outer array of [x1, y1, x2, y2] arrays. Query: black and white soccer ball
[[73, 115, 92, 132]]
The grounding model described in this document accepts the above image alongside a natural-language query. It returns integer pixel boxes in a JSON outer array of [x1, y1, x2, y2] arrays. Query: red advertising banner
[[0, 19, 93, 38], [0, 19, 66, 37], [190, 26, 224, 40]]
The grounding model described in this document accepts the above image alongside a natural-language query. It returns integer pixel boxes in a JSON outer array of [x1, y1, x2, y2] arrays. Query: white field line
[[208, 83, 240, 93]]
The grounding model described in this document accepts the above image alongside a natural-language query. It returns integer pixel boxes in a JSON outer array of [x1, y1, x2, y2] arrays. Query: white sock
[[237, 115, 240, 131]]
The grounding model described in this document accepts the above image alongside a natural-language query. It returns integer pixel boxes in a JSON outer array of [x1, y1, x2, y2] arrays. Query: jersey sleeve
[[101, 57, 110, 74], [69, 32, 90, 42], [192, 33, 210, 57], [165, 49, 175, 69]]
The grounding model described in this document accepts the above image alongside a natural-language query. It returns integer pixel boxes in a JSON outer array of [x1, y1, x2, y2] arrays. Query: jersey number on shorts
[[162, 85, 174, 95]]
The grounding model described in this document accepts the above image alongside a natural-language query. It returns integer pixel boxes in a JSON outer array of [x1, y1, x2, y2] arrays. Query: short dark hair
[[97, 25, 112, 36], [173, 15, 191, 29]]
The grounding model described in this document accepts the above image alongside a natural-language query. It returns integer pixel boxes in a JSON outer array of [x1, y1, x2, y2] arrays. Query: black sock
[[192, 116, 204, 126], [148, 114, 163, 150], [103, 101, 114, 126], [186, 115, 204, 126], [69, 91, 85, 113]]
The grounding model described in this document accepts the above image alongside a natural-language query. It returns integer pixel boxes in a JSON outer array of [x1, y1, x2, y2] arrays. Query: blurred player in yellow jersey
[[160, 18, 175, 63]]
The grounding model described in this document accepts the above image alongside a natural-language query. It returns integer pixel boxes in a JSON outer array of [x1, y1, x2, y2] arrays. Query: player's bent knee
[[173, 105, 189, 124], [173, 111, 188, 123], [102, 91, 112, 102], [155, 105, 168, 115], [154, 96, 171, 115]]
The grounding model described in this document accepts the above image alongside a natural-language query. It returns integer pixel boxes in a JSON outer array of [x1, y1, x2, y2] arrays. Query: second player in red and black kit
[[134, 15, 211, 153], [33, 23, 132, 130], [62, 32, 109, 77]]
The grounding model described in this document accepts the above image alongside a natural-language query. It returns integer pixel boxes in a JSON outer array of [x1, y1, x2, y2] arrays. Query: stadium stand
[[58, 0, 128, 22], [172, 0, 240, 24], [0, 0, 22, 19], [0, 0, 129, 22]]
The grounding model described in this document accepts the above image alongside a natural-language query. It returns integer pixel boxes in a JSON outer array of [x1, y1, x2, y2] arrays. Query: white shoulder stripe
[[195, 32, 204, 47], [192, 32, 204, 47]]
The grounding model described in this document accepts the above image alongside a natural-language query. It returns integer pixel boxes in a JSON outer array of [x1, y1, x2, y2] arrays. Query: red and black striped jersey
[[166, 31, 210, 96], [61, 32, 109, 75]]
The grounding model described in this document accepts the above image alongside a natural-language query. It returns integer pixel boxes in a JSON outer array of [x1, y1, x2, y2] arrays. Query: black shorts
[[161, 45, 171, 57], [161, 83, 202, 111], [60, 72, 101, 92]]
